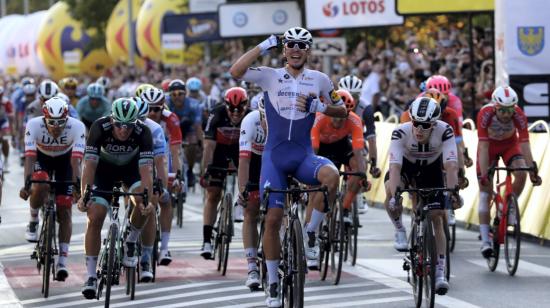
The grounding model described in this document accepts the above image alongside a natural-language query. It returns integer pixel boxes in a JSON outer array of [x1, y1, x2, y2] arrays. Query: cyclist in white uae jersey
[[238, 99, 266, 290], [19, 97, 85, 281], [384, 97, 461, 295], [230, 26, 346, 307]]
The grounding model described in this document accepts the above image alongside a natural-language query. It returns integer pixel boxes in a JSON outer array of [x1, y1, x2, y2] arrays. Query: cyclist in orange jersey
[[311, 89, 368, 223]]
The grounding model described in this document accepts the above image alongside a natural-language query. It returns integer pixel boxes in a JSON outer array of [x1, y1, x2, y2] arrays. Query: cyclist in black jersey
[[77, 98, 155, 300], [199, 87, 250, 258]]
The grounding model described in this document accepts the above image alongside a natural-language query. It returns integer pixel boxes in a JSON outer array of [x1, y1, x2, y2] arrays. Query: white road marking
[[467, 259, 550, 277], [0, 262, 22, 307], [351, 259, 482, 308]]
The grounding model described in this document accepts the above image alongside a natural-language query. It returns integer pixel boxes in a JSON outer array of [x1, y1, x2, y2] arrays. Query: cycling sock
[[306, 209, 324, 233], [245, 248, 258, 271], [127, 224, 141, 243], [85, 255, 98, 279], [480, 224, 490, 243], [203, 225, 213, 243], [30, 208, 39, 223], [343, 191, 356, 210], [160, 232, 170, 250], [392, 215, 404, 231], [266, 260, 280, 285], [437, 255, 446, 270], [58, 242, 69, 265], [141, 245, 153, 264]]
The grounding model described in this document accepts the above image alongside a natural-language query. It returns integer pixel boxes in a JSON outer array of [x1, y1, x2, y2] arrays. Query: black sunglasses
[[113, 121, 136, 129], [46, 118, 67, 127], [226, 103, 246, 113], [285, 41, 309, 50], [149, 106, 163, 113], [412, 121, 433, 130]]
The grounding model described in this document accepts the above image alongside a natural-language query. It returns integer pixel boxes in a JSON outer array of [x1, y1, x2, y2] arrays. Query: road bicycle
[[83, 184, 148, 307], [257, 179, 329, 307], [486, 165, 536, 276], [28, 176, 76, 298], [205, 165, 236, 276], [400, 186, 458, 308], [170, 170, 185, 228]]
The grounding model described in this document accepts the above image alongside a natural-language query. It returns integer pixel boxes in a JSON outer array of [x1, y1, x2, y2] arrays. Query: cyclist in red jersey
[[476, 85, 541, 258]]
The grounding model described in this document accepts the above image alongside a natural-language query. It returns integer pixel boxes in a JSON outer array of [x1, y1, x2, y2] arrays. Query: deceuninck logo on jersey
[[517, 26, 544, 56]]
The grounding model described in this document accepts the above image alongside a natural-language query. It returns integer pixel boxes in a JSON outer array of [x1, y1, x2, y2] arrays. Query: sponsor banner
[[510, 75, 550, 120], [305, 0, 403, 30], [219, 1, 301, 38], [63, 50, 81, 74], [189, 0, 226, 13], [163, 13, 221, 43], [495, 0, 550, 120], [311, 37, 347, 56], [396, 0, 493, 15], [161, 34, 184, 65]]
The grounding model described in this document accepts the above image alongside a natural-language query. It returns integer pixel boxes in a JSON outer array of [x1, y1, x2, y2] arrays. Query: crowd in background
[[1, 16, 495, 122]]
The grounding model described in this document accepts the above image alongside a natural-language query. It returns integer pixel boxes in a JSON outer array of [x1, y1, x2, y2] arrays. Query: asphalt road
[[1, 151, 549, 308]]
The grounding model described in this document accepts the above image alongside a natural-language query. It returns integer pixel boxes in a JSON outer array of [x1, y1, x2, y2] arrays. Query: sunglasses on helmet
[[46, 118, 67, 127], [226, 103, 246, 113], [412, 121, 433, 130], [113, 121, 136, 129], [285, 41, 310, 50], [496, 106, 515, 114]]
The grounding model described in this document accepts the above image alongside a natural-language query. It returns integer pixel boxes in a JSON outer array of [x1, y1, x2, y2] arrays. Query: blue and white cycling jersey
[[143, 118, 167, 157], [242, 66, 343, 208]]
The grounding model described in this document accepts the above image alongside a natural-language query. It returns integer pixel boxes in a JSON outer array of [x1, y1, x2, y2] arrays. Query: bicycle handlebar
[[83, 184, 149, 206], [206, 165, 237, 174], [395, 186, 459, 199], [490, 166, 536, 173], [264, 185, 328, 194]]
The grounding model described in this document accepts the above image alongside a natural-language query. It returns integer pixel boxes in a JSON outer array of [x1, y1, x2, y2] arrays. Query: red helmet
[[426, 75, 452, 95], [337, 89, 355, 113], [224, 87, 248, 107], [161, 79, 171, 92]]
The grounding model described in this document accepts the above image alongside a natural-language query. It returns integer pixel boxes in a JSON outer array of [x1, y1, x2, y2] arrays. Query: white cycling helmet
[[283, 27, 313, 45], [23, 83, 37, 95], [338, 75, 363, 93], [55, 93, 70, 104], [140, 87, 165, 106], [491, 85, 518, 107], [96, 76, 111, 89], [42, 97, 68, 119], [410, 97, 441, 123], [38, 79, 59, 100]]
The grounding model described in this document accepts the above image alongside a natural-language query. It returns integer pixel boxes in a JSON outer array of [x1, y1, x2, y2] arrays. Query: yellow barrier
[[365, 119, 550, 240]]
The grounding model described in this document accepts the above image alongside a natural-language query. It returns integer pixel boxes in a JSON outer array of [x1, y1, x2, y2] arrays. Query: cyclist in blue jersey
[[230, 26, 346, 307], [76, 83, 111, 130], [166, 79, 203, 187]]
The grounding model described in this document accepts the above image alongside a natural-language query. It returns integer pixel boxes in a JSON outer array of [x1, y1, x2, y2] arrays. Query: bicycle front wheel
[[330, 200, 344, 285], [221, 193, 233, 276], [177, 194, 184, 228], [487, 205, 501, 272], [105, 224, 118, 308], [42, 209, 55, 298], [319, 216, 330, 281], [350, 199, 359, 266], [410, 223, 423, 308], [285, 218, 306, 308], [424, 216, 436, 308], [504, 194, 521, 276]]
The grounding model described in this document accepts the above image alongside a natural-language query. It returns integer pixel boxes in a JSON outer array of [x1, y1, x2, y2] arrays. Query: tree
[[65, 0, 118, 51], [6, 0, 51, 15]]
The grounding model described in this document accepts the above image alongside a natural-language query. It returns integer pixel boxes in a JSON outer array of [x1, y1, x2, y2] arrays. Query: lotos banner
[[163, 12, 221, 44], [305, 0, 403, 30]]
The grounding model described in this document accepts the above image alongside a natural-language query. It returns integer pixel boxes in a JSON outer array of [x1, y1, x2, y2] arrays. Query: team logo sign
[[517, 26, 544, 56]]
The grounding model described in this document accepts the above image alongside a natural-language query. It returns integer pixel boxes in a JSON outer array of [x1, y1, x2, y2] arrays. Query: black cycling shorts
[[207, 144, 239, 187], [34, 150, 73, 196], [318, 137, 353, 170]]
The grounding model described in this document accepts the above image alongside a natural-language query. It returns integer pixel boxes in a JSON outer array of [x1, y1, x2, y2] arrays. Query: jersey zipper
[[287, 73, 299, 140]]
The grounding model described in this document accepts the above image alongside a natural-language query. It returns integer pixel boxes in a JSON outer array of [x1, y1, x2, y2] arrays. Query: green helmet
[[135, 83, 155, 97], [111, 98, 139, 123]]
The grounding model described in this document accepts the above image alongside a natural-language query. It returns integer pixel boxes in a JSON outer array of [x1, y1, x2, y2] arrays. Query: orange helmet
[[337, 89, 355, 113], [417, 88, 447, 110]]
